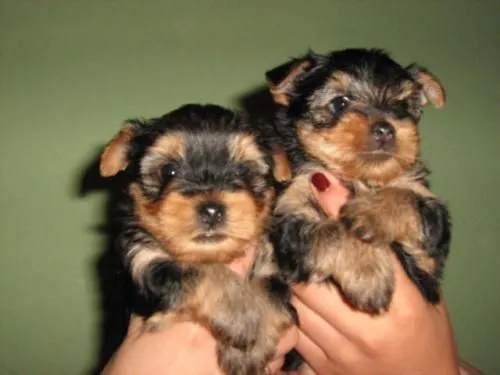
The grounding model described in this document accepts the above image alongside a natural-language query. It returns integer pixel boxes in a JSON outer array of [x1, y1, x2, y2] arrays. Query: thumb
[[310, 171, 350, 218], [227, 241, 258, 277]]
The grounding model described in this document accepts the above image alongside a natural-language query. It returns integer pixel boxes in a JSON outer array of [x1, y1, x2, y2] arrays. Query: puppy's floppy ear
[[265, 54, 314, 106], [406, 64, 446, 109], [271, 144, 292, 183], [100, 122, 136, 177]]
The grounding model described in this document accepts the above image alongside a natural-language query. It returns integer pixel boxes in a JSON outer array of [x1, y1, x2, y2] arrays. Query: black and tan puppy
[[265, 48, 451, 314], [99, 104, 293, 375]]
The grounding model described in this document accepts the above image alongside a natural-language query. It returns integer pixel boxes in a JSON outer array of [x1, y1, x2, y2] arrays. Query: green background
[[1, 0, 499, 374]]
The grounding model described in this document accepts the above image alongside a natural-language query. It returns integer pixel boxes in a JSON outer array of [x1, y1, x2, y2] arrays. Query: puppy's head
[[100, 104, 289, 263], [266, 48, 445, 185]]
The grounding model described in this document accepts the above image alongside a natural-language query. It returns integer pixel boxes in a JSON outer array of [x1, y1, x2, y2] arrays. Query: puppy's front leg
[[340, 186, 450, 302], [312, 220, 394, 313], [339, 187, 424, 246], [271, 171, 394, 313], [273, 213, 394, 312], [181, 264, 292, 375]]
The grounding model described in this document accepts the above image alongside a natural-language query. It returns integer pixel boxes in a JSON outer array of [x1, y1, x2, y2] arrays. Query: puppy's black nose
[[370, 121, 395, 143], [197, 201, 225, 227]]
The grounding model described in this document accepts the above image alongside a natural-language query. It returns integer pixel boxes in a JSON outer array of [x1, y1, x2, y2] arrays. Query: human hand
[[103, 242, 298, 375], [290, 171, 460, 375]]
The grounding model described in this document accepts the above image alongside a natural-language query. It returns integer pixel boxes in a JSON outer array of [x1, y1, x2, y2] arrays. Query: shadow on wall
[[77, 149, 134, 375], [236, 84, 277, 124], [75, 85, 277, 374]]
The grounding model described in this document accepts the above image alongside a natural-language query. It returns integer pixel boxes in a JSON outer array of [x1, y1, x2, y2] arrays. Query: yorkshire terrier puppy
[[265, 48, 451, 315], [99, 104, 293, 375]]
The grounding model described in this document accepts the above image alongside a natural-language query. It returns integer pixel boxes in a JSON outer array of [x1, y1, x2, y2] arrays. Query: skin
[[103, 172, 482, 375]]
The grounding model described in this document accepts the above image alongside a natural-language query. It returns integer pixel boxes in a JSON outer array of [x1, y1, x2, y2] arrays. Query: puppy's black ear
[[100, 122, 136, 177], [271, 144, 292, 183], [406, 64, 446, 109], [265, 53, 315, 106]]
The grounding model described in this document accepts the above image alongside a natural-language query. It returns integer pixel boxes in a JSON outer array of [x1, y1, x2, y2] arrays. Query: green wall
[[1, 0, 499, 374]]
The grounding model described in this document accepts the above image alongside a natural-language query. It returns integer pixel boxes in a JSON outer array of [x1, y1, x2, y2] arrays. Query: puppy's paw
[[217, 344, 268, 375], [340, 197, 387, 244], [212, 294, 262, 351], [340, 265, 394, 313], [217, 314, 288, 375], [216, 283, 292, 375], [211, 276, 292, 354], [336, 241, 394, 314]]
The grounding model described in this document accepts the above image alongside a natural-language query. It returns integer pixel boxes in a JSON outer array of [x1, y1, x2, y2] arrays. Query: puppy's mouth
[[360, 150, 394, 162], [193, 232, 228, 243]]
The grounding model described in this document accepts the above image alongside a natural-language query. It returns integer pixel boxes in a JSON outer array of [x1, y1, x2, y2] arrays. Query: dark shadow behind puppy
[[238, 85, 278, 125], [78, 153, 134, 375]]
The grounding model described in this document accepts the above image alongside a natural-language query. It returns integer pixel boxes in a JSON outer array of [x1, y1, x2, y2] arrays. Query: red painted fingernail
[[311, 172, 330, 192]]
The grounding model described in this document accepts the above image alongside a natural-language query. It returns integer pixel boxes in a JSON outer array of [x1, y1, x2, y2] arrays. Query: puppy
[[99, 104, 293, 375], [265, 48, 451, 314]]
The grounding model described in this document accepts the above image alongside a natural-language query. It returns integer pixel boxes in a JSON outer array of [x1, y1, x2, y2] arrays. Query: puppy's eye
[[330, 95, 351, 113], [161, 162, 178, 183]]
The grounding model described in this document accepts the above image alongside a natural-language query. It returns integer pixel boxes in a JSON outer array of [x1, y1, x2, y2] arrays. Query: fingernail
[[311, 172, 330, 192]]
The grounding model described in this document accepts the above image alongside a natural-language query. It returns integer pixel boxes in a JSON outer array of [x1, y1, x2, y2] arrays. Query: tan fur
[[229, 134, 268, 174], [252, 239, 279, 279], [305, 217, 394, 312], [273, 162, 396, 311], [138, 245, 293, 375], [297, 112, 371, 173], [341, 166, 439, 275], [129, 246, 171, 282], [274, 164, 326, 222], [150, 132, 186, 159], [341, 188, 421, 244], [100, 122, 135, 177], [396, 80, 420, 101], [414, 71, 446, 108], [275, 160, 439, 311], [297, 114, 419, 187], [153, 264, 293, 375], [131, 183, 272, 264], [330, 71, 352, 91], [271, 144, 292, 182], [268, 60, 311, 106]]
